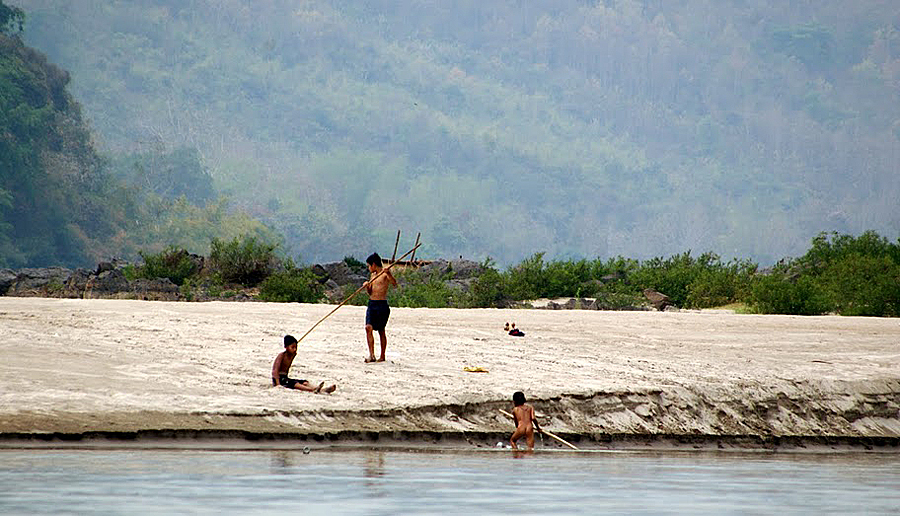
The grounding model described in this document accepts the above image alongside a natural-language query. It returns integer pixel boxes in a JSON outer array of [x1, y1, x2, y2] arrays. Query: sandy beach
[[1, 297, 898, 449]]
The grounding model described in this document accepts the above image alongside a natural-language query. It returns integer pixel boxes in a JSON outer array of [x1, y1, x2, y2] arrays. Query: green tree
[[0, 1, 24, 34], [208, 235, 279, 286]]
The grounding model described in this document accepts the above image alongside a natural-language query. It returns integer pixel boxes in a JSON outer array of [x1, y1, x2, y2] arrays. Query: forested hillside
[[13, 0, 900, 264], [0, 6, 127, 267], [0, 1, 277, 267]]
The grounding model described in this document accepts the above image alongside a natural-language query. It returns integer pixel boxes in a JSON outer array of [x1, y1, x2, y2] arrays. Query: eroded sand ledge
[[1, 298, 898, 450]]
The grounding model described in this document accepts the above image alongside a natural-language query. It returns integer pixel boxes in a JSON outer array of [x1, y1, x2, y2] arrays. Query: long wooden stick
[[410, 232, 421, 262], [499, 408, 579, 450], [296, 243, 421, 344], [391, 230, 401, 262]]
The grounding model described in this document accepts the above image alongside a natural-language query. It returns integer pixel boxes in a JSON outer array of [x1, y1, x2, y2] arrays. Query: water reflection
[[363, 450, 386, 497], [0, 449, 897, 515]]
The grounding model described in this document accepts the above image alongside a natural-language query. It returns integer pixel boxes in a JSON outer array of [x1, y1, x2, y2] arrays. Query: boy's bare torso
[[273, 351, 295, 376], [366, 268, 396, 300]]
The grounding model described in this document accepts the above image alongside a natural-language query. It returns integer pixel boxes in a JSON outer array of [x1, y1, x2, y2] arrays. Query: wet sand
[[1, 297, 898, 449]]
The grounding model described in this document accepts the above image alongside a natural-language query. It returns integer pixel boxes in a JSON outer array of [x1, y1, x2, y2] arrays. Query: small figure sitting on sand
[[510, 391, 542, 451], [272, 335, 336, 393], [504, 322, 510, 332], [508, 322, 524, 337]]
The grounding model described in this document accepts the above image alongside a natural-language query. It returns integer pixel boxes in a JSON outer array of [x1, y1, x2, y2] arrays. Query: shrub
[[258, 267, 323, 303], [629, 252, 706, 307], [503, 252, 546, 300], [179, 278, 195, 301], [389, 269, 457, 308], [208, 235, 279, 286], [466, 265, 507, 308], [542, 259, 591, 298], [748, 273, 828, 315], [136, 246, 199, 286], [628, 252, 756, 308], [799, 231, 900, 275], [686, 259, 756, 308], [817, 253, 900, 317], [343, 255, 365, 269]]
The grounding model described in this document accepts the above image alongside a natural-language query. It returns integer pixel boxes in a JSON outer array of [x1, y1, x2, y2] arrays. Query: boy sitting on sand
[[272, 335, 336, 393], [510, 391, 542, 450]]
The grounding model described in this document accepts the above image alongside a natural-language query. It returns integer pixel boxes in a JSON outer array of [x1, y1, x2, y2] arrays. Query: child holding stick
[[363, 252, 398, 363], [510, 391, 542, 450]]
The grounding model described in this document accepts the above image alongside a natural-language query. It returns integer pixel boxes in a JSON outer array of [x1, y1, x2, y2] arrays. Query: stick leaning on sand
[[295, 243, 422, 345], [499, 408, 580, 450]]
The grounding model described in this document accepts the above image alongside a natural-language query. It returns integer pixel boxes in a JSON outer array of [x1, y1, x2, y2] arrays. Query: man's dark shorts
[[274, 374, 306, 388], [366, 299, 390, 331]]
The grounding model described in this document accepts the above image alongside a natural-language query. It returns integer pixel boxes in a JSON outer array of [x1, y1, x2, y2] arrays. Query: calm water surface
[[0, 447, 897, 515]]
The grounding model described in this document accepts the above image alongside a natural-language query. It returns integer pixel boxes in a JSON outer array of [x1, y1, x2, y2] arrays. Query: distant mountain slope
[[0, 28, 131, 267], [17, 0, 900, 264]]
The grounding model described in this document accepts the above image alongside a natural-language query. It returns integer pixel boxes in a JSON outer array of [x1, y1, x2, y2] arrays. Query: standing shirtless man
[[363, 252, 398, 363]]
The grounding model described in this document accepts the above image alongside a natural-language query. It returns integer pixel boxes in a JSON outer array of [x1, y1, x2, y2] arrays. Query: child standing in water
[[363, 252, 397, 363], [510, 391, 542, 450]]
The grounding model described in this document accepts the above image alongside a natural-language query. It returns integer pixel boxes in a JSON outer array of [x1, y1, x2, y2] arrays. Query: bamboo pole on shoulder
[[295, 243, 421, 344]]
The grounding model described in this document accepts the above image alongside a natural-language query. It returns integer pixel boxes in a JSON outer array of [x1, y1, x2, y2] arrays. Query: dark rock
[[310, 264, 329, 283], [89, 269, 130, 295], [643, 289, 672, 311], [95, 258, 134, 275], [63, 268, 93, 298], [130, 278, 179, 301], [0, 268, 16, 295], [319, 262, 366, 287], [9, 267, 73, 295]]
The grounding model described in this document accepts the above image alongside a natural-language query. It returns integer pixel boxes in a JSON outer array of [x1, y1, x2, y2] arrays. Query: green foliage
[[466, 264, 507, 308], [627, 252, 753, 309], [686, 260, 756, 309], [503, 252, 546, 301], [258, 267, 323, 303], [0, 31, 135, 267], [179, 278, 195, 301], [343, 255, 365, 269], [342, 283, 370, 306], [749, 232, 900, 316], [20, 1, 900, 265], [108, 146, 215, 205], [134, 246, 199, 286], [797, 231, 900, 275], [748, 273, 828, 315], [815, 254, 900, 317], [208, 235, 279, 286], [0, 2, 24, 34], [388, 268, 457, 308]]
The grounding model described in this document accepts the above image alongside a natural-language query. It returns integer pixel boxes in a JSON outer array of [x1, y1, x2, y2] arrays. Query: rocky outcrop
[[643, 289, 672, 311], [6, 267, 73, 295], [129, 278, 180, 301], [0, 268, 16, 295], [1, 265, 178, 300]]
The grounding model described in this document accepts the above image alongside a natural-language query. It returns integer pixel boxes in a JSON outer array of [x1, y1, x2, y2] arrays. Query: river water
[[1, 447, 898, 515]]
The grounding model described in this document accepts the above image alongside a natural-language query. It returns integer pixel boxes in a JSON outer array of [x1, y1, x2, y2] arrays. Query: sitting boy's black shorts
[[366, 299, 390, 331], [274, 375, 306, 388]]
